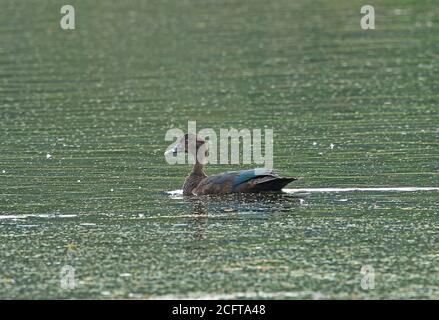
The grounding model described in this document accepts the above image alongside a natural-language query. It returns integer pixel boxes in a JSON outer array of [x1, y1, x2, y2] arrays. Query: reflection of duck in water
[[165, 134, 298, 196], [185, 192, 302, 215], [182, 192, 302, 240]]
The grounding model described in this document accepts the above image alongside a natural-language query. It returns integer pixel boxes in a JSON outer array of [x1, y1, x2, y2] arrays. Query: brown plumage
[[165, 134, 298, 196]]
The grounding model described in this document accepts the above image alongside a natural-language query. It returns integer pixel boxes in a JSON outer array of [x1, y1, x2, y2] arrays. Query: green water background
[[0, 0, 438, 298]]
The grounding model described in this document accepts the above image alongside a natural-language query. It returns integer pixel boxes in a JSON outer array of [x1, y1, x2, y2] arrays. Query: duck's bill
[[164, 146, 178, 156]]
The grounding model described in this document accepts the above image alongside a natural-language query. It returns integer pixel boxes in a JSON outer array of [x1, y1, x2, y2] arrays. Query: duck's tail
[[252, 177, 298, 192]]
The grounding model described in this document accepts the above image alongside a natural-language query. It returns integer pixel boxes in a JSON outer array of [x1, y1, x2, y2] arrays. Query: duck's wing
[[232, 168, 297, 192], [193, 168, 296, 195], [232, 168, 279, 188]]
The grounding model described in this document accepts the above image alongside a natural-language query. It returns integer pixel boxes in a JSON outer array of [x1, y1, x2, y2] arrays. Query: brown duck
[[165, 134, 298, 196]]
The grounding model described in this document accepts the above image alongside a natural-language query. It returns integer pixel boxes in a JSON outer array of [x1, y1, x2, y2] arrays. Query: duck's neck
[[191, 148, 208, 176], [192, 162, 205, 176], [183, 159, 207, 195]]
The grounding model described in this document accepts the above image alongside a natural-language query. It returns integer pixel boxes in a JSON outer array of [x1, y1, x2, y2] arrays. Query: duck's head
[[165, 134, 208, 162]]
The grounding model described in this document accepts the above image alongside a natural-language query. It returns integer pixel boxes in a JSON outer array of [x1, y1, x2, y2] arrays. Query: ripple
[[0, 214, 77, 220]]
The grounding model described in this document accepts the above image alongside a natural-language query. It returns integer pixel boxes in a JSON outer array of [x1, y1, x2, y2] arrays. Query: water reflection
[[172, 192, 302, 246], [180, 191, 302, 216]]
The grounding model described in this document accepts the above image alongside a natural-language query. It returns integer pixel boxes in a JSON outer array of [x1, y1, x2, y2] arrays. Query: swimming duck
[[165, 134, 298, 196]]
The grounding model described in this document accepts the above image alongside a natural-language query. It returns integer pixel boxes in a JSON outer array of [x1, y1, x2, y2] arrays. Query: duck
[[165, 134, 298, 196]]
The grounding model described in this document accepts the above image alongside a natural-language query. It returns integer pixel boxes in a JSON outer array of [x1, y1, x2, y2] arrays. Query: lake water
[[1, 0, 439, 299]]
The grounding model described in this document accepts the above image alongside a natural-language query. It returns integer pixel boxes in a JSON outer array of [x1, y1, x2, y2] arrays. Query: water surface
[[1, 0, 439, 299]]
